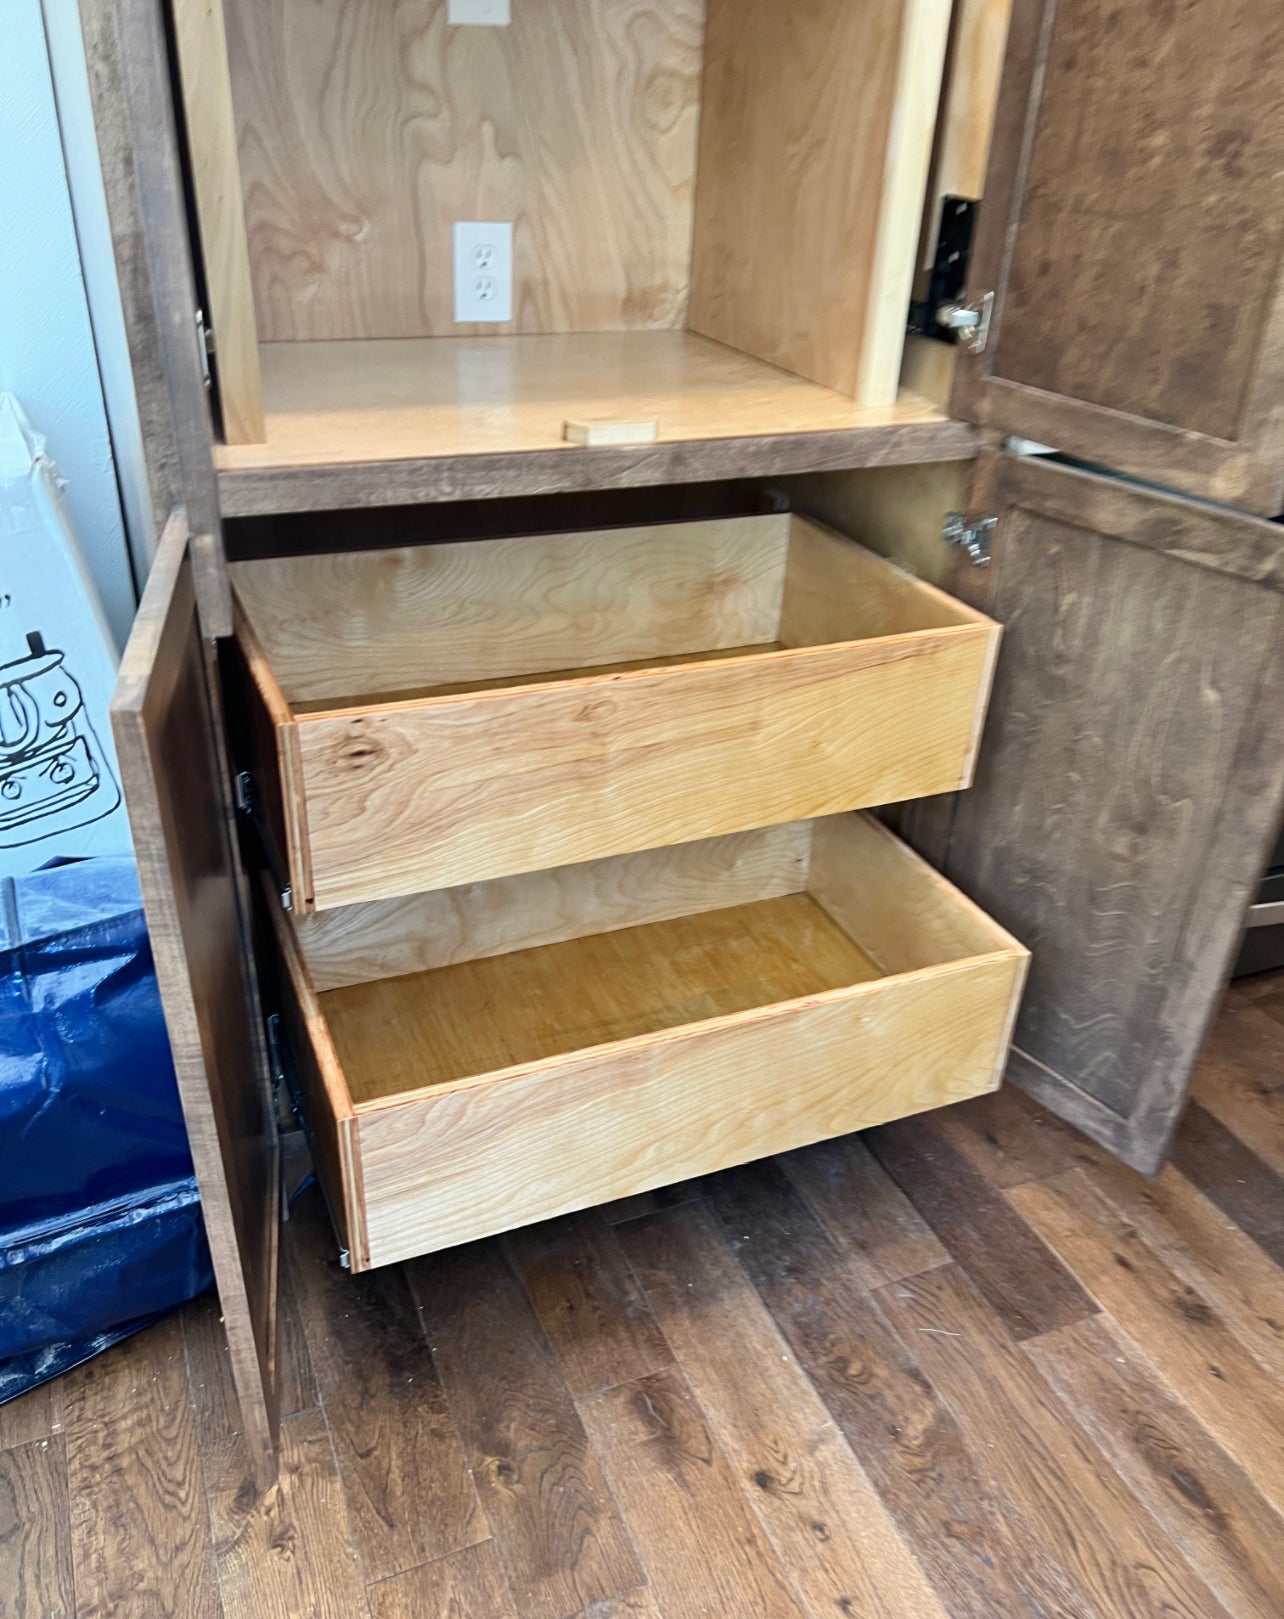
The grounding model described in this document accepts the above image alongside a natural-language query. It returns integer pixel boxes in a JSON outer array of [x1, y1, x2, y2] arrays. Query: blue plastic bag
[[0, 857, 212, 1401]]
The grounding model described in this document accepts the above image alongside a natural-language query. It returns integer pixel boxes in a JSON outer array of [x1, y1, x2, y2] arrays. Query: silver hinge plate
[[234, 770, 255, 814], [935, 290, 994, 354], [195, 308, 213, 390], [943, 512, 996, 566]]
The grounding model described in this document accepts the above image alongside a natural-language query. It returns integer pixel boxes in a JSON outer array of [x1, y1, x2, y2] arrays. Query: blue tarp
[[0, 857, 212, 1402]]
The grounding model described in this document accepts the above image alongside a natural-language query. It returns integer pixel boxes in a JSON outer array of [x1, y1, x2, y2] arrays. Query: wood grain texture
[[922, 0, 1012, 248], [0, 1382, 59, 1455], [367, 1540, 517, 1619], [1010, 1170, 1284, 1517], [293, 823, 812, 992], [171, 0, 265, 443], [865, 1115, 1096, 1341], [223, 0, 702, 341], [619, 1204, 951, 1619], [924, 1083, 1075, 1189], [202, 1411, 371, 1619], [285, 1186, 485, 1582], [232, 516, 791, 704], [110, 514, 280, 1483], [503, 1212, 672, 1397], [689, 0, 949, 405], [75, 0, 185, 543], [94, 0, 228, 629], [0, 1439, 72, 1619], [212, 331, 978, 507], [704, 1160, 1087, 1619], [1169, 1104, 1284, 1271], [577, 1367, 806, 1619], [1028, 1314, 1284, 1619], [876, 1264, 1234, 1619], [273, 814, 1024, 1268], [937, 452, 1284, 1174], [408, 1244, 644, 1619], [327, 894, 884, 1100], [954, 0, 1284, 513], [350, 951, 1022, 1268], [1191, 999, 1284, 1176], [293, 627, 994, 908], [63, 1316, 220, 1619], [780, 1135, 950, 1288]]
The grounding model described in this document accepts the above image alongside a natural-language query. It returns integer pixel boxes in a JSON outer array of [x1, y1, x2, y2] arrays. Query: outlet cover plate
[[448, 0, 510, 24], [453, 221, 513, 323]]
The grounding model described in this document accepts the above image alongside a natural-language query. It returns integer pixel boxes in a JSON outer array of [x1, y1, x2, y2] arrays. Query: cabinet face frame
[[952, 0, 1284, 516]]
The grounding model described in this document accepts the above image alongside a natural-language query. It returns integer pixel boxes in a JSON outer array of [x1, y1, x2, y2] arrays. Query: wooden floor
[[4, 970, 1284, 1619]]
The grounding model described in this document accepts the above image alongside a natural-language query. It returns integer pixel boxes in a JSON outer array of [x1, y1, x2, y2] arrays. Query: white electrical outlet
[[448, 0, 510, 25], [453, 222, 513, 323]]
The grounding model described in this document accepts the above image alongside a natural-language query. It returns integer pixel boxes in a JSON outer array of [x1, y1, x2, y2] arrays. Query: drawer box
[[231, 514, 1001, 911], [269, 813, 1028, 1271]]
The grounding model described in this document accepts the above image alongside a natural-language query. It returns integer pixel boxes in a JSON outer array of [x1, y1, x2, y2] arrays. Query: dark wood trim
[[82, 0, 230, 633], [215, 420, 981, 518], [111, 512, 280, 1484], [953, 0, 1284, 517]]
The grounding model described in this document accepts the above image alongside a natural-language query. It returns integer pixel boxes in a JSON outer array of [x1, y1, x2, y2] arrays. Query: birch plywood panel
[[689, 0, 950, 405], [223, 0, 704, 341]]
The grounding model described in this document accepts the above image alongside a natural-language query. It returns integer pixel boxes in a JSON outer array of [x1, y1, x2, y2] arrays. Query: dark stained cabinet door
[[112, 514, 281, 1483], [953, 0, 1284, 516], [914, 453, 1284, 1173]]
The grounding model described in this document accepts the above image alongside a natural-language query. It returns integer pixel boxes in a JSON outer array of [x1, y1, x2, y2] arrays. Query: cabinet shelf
[[214, 332, 977, 516]]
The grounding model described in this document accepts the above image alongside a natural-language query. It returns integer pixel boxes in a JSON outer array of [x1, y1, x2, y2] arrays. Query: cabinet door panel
[[954, 0, 1284, 515], [112, 514, 280, 1481], [915, 453, 1284, 1172]]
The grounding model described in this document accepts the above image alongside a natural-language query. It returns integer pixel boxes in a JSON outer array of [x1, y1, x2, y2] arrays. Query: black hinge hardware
[[943, 512, 996, 566], [908, 196, 992, 350]]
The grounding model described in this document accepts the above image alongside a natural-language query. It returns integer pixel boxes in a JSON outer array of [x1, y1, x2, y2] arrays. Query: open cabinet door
[[952, 0, 1284, 515], [915, 453, 1284, 1173], [112, 514, 280, 1482]]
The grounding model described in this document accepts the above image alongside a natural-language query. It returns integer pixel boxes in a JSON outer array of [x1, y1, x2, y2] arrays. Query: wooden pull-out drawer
[[231, 515, 1000, 912], [268, 813, 1027, 1271]]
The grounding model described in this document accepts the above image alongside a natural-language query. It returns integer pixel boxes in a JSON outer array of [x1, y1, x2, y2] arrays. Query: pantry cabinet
[[88, 0, 1284, 1485]]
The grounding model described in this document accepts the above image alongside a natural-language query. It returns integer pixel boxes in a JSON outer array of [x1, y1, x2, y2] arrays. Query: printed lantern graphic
[[0, 630, 120, 846]]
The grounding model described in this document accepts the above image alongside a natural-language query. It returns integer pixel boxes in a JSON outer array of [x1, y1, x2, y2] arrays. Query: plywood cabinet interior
[[175, 0, 951, 454]]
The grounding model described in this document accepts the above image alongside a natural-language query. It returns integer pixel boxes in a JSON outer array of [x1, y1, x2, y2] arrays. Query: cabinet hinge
[[234, 770, 255, 814], [195, 308, 214, 390], [943, 512, 996, 566], [935, 290, 994, 355]]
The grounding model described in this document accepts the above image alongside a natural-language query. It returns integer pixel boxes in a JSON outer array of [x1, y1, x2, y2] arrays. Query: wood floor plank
[[619, 1204, 949, 1619], [1229, 972, 1284, 1029], [1011, 1169, 1284, 1517], [277, 1266, 320, 1419], [503, 1211, 672, 1396], [600, 1181, 703, 1225], [577, 1366, 805, 1619], [0, 1380, 59, 1454], [1072, 1151, 1284, 1381], [367, 1541, 516, 1619], [864, 1115, 1098, 1340], [204, 1408, 371, 1619], [0, 1437, 73, 1619], [1168, 1103, 1284, 1269], [63, 1314, 220, 1619], [704, 1160, 1089, 1619], [578, 1589, 666, 1619], [1191, 1002, 1284, 1173], [286, 1189, 486, 1583], [780, 1134, 949, 1286], [1028, 1314, 1284, 1619], [923, 1086, 1077, 1188], [875, 1264, 1234, 1619], [408, 1241, 644, 1619]]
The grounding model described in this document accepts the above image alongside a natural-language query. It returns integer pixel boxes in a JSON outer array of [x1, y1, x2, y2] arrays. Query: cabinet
[[91, 0, 1284, 1484]]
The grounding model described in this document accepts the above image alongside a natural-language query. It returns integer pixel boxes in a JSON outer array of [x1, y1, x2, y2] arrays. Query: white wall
[[1, 0, 138, 648]]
